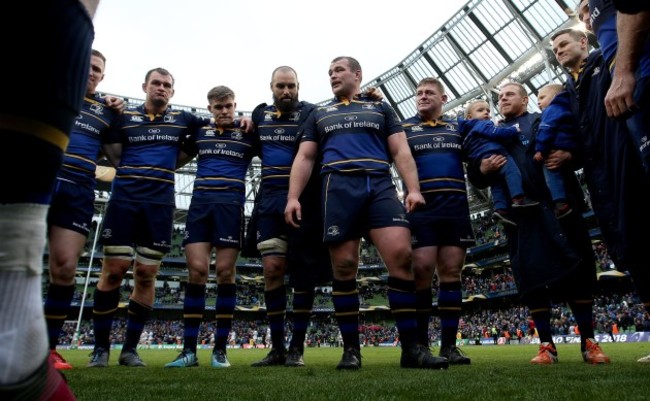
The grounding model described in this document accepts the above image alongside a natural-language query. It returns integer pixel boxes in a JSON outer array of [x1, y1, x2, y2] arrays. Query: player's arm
[[101, 142, 122, 167], [104, 95, 126, 113], [238, 116, 255, 132], [604, 10, 650, 118], [177, 150, 195, 169], [387, 131, 424, 213], [285, 141, 318, 227], [177, 129, 198, 168]]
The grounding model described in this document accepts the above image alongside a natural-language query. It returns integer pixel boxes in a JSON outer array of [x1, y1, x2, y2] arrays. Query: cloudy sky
[[91, 0, 467, 112]]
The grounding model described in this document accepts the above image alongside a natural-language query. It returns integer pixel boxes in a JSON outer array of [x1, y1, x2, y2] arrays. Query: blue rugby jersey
[[402, 116, 470, 215], [184, 121, 260, 205], [300, 97, 403, 175], [106, 104, 208, 205], [253, 101, 315, 195], [590, 0, 650, 77], [58, 94, 120, 188], [589, 0, 619, 69]]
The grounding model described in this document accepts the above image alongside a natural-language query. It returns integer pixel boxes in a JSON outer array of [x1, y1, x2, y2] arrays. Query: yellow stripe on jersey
[[0, 114, 69, 151]]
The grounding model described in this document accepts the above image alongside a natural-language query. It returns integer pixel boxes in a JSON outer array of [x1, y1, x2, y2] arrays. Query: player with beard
[[247, 67, 385, 367], [246, 66, 331, 367]]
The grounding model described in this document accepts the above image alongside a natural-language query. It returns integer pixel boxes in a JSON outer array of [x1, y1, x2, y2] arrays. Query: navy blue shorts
[[409, 215, 475, 249], [256, 192, 290, 244], [183, 202, 243, 248], [100, 200, 173, 254], [322, 173, 408, 243], [47, 179, 94, 236]]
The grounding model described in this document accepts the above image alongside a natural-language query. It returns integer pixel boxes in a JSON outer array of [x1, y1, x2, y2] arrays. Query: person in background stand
[[0, 1, 99, 399], [164, 86, 259, 368], [43, 48, 122, 371], [402, 78, 474, 365]]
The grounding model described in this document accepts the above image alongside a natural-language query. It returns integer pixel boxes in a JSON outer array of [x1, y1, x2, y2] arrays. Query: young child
[[460, 99, 538, 226], [534, 83, 579, 218]]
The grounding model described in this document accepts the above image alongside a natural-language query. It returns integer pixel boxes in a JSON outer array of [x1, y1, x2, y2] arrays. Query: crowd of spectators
[[56, 292, 648, 349], [63, 265, 559, 309]]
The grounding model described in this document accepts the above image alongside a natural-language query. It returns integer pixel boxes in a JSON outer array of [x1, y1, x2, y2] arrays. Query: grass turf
[[62, 342, 650, 401]]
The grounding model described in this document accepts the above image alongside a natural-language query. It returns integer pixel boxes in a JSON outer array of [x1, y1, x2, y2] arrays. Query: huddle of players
[[45, 0, 650, 372]]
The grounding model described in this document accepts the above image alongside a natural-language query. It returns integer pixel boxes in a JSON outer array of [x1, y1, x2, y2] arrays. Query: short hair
[[417, 77, 446, 95], [499, 81, 527, 97], [539, 83, 563, 97], [271, 66, 298, 82], [550, 27, 587, 42], [331, 56, 362, 74], [91, 49, 106, 64], [144, 67, 174, 86], [207, 85, 235, 102], [464, 99, 489, 118]]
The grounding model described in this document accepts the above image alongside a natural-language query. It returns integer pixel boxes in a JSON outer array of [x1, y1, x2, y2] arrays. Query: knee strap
[[257, 238, 288, 257], [135, 246, 164, 266], [103, 245, 134, 261]]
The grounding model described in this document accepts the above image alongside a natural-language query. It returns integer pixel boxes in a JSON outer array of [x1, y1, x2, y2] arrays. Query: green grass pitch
[[62, 342, 650, 401]]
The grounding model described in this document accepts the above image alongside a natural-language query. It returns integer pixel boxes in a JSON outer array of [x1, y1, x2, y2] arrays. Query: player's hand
[[605, 70, 637, 119], [404, 191, 425, 213], [238, 117, 255, 132], [104, 95, 126, 113], [284, 198, 302, 228], [363, 87, 384, 101], [480, 154, 506, 174], [545, 149, 572, 170]]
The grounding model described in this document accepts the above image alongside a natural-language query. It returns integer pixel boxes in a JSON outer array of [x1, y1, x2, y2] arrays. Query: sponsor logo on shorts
[[326, 225, 340, 237], [220, 236, 239, 244]]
